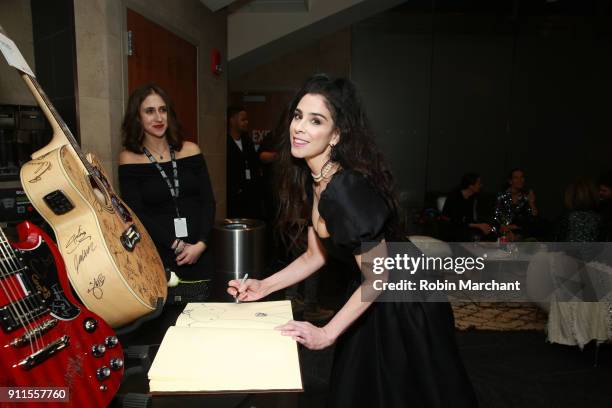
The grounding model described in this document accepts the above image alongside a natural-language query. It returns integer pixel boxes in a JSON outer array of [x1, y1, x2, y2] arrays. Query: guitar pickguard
[[19, 243, 80, 320]]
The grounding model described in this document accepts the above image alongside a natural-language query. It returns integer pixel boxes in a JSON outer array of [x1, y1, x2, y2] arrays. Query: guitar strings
[[0, 230, 43, 353], [30, 75, 132, 227], [0, 232, 45, 352], [0, 232, 42, 353]]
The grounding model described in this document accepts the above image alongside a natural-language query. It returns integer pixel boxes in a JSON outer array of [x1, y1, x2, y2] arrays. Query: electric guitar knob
[[91, 344, 106, 357], [84, 318, 98, 333], [110, 358, 124, 371], [104, 336, 119, 348], [96, 366, 111, 381]]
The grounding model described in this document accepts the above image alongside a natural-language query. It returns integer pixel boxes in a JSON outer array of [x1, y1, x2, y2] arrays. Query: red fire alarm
[[211, 48, 222, 75]]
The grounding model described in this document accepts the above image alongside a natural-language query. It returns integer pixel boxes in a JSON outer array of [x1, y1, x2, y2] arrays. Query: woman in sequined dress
[[494, 168, 538, 240], [556, 178, 602, 242]]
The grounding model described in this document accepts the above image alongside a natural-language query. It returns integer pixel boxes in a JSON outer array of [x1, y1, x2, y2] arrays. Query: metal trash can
[[212, 218, 265, 300]]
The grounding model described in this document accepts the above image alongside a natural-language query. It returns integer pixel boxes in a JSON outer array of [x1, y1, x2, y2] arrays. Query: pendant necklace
[[145, 143, 168, 160]]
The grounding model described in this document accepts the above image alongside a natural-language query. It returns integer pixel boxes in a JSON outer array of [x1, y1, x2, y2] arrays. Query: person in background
[[494, 168, 538, 240], [258, 119, 281, 228], [118, 83, 215, 284], [598, 171, 612, 241], [226, 106, 263, 219], [555, 178, 602, 242], [442, 172, 494, 241]]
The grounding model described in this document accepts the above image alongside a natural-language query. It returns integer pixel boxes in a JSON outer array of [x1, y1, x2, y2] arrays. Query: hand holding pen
[[227, 274, 267, 302], [235, 274, 248, 303]]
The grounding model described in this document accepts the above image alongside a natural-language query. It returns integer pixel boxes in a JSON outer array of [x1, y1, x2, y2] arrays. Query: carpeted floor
[[452, 302, 547, 331]]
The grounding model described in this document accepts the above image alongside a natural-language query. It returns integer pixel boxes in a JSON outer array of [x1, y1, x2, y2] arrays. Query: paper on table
[[148, 300, 302, 393], [175, 300, 294, 329], [0, 32, 35, 77]]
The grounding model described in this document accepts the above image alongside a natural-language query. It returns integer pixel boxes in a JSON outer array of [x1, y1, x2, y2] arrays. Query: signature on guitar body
[[0, 30, 167, 327]]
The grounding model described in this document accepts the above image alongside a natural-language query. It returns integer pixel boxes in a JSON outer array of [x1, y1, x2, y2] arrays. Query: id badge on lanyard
[[174, 217, 188, 238], [143, 146, 188, 238]]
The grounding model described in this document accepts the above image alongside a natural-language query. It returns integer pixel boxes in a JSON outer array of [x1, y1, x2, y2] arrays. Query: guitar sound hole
[[88, 176, 109, 206]]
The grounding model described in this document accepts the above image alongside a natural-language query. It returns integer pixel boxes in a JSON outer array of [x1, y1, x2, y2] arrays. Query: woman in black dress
[[228, 75, 477, 407], [118, 84, 215, 282]]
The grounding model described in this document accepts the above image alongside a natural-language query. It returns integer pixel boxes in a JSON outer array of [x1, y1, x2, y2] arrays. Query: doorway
[[127, 9, 198, 142]]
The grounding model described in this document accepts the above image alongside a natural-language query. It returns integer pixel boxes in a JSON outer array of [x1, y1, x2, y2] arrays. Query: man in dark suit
[[226, 106, 262, 219]]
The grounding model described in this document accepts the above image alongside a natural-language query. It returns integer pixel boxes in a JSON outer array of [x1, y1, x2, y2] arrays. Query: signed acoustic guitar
[[0, 221, 123, 407], [0, 32, 167, 327]]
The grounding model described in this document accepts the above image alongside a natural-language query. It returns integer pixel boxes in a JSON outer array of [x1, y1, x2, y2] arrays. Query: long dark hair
[[121, 83, 184, 153], [564, 177, 599, 211], [276, 74, 400, 249]]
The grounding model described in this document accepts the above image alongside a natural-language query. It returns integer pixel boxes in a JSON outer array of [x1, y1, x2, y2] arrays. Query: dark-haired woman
[[228, 75, 477, 407], [493, 168, 540, 240], [556, 178, 602, 242], [118, 84, 215, 283]]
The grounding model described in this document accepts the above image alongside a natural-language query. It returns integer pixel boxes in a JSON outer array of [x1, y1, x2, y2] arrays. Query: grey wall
[[0, 1, 36, 105], [352, 5, 612, 221], [230, 28, 351, 93], [31, 0, 78, 141]]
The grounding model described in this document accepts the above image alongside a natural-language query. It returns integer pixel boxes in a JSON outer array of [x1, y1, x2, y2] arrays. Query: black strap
[[143, 146, 181, 218]]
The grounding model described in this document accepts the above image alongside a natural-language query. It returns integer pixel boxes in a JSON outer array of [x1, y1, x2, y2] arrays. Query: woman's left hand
[[276, 320, 335, 350], [176, 241, 206, 265]]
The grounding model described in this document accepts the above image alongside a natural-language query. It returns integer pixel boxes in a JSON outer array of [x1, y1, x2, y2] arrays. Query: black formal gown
[[118, 154, 216, 281], [315, 170, 478, 408]]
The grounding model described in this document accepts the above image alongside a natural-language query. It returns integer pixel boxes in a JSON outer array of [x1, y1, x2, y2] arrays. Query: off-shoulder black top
[[118, 154, 215, 279]]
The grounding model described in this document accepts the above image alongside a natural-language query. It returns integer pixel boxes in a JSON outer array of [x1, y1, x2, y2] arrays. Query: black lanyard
[[143, 146, 181, 217]]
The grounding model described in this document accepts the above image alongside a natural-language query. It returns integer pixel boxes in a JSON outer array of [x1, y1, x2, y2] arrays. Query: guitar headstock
[[0, 29, 36, 77]]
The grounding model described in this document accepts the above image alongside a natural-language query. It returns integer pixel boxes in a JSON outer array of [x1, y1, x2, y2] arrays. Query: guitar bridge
[[120, 224, 141, 252], [10, 318, 58, 348], [17, 335, 70, 370]]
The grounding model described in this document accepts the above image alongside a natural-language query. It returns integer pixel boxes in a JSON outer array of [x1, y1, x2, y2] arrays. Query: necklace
[[144, 142, 169, 160], [311, 160, 335, 183]]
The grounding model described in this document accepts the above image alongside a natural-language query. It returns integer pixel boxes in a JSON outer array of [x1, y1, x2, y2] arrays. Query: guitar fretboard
[[23, 73, 95, 175]]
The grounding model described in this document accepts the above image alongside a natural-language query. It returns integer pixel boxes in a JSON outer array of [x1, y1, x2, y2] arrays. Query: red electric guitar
[[0, 222, 123, 407]]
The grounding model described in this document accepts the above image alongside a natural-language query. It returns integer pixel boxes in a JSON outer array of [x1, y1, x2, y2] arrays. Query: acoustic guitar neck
[[19, 73, 94, 176]]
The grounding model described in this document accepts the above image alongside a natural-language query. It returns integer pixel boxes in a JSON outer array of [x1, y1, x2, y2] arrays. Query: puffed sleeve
[[318, 170, 392, 255]]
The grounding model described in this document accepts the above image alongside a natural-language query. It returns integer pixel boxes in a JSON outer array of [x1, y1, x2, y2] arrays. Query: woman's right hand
[[227, 278, 267, 302]]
